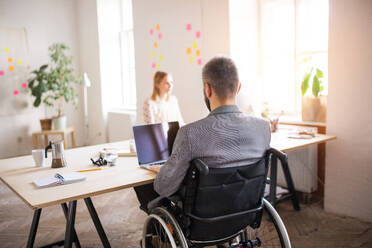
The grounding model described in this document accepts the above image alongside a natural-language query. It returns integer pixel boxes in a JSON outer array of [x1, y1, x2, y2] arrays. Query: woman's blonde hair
[[151, 71, 170, 101]]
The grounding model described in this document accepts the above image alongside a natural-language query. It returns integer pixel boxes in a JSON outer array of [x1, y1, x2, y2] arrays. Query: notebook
[[33, 172, 86, 188], [132, 122, 179, 171]]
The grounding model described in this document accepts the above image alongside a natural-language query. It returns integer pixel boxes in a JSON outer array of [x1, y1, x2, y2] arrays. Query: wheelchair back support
[[178, 155, 269, 242]]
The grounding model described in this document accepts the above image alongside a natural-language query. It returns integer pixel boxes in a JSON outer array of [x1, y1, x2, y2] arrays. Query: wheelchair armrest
[[191, 159, 209, 176], [268, 148, 288, 163]]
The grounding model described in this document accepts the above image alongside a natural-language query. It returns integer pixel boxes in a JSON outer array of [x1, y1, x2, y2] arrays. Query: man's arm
[[154, 127, 192, 197]]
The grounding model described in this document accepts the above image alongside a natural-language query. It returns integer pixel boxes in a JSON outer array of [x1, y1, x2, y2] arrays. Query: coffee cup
[[32, 149, 45, 167]]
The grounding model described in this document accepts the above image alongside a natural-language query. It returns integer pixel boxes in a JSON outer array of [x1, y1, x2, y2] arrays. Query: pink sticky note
[[197, 58, 202, 65], [0, 70, 4, 76], [196, 31, 201, 38], [158, 33, 162, 39], [22, 83, 27, 88], [150, 29, 154, 35], [13, 90, 19, 95], [151, 62, 156, 68], [186, 24, 192, 31]]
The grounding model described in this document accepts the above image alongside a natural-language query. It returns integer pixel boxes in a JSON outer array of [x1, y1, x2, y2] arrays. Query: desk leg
[[269, 155, 278, 208], [61, 203, 81, 248], [84, 197, 111, 248], [64, 200, 77, 248], [280, 159, 301, 211], [26, 208, 42, 248]]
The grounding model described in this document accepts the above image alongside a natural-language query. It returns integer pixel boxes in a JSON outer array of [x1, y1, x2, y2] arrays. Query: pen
[[76, 168, 102, 172]]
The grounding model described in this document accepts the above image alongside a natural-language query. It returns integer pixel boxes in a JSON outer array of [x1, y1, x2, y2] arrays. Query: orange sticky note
[[186, 48, 191, 54], [8, 57, 12, 63], [196, 50, 200, 56], [193, 42, 197, 48], [154, 42, 158, 48], [189, 56, 194, 63], [156, 24, 160, 31], [9, 66, 14, 71]]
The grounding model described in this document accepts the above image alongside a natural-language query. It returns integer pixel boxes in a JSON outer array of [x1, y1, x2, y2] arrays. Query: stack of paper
[[33, 172, 86, 188]]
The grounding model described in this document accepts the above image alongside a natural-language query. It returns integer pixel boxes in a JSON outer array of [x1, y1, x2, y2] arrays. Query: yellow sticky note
[[156, 24, 160, 31], [154, 42, 158, 48], [186, 48, 191, 54], [17, 59, 23, 65], [4, 47, 9, 52], [8, 57, 12, 63], [159, 54, 163, 61], [189, 56, 194, 63], [196, 50, 200, 56], [151, 52, 155, 58], [9, 65, 14, 71], [156, 63, 160, 69], [193, 42, 197, 48]]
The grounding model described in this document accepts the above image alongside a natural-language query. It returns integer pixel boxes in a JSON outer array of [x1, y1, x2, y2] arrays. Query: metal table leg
[[61, 203, 81, 248], [84, 197, 111, 248], [26, 208, 42, 248], [269, 154, 278, 208], [64, 200, 77, 248]]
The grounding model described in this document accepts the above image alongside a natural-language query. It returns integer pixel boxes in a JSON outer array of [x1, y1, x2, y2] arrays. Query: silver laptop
[[132, 122, 180, 169]]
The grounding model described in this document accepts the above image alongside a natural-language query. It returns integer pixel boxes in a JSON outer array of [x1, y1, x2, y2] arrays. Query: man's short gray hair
[[202, 56, 239, 100]]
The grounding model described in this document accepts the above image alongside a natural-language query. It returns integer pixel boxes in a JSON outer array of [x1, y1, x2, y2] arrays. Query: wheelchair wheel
[[244, 199, 291, 248], [142, 207, 188, 248]]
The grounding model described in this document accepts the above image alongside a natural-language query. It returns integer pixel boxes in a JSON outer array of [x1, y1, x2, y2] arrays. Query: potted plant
[[28, 43, 81, 130], [301, 67, 327, 122]]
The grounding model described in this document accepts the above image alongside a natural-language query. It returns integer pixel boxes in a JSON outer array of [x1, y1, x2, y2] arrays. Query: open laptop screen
[[133, 122, 180, 165]]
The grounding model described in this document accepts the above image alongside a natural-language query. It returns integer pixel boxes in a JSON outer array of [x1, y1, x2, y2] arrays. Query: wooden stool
[[32, 127, 76, 149]]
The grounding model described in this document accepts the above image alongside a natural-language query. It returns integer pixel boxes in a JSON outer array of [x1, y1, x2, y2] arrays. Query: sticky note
[[189, 56, 194, 63], [4, 47, 9, 52], [159, 54, 163, 61], [186, 48, 191, 54], [17, 59, 22, 65], [186, 24, 191, 31], [152, 62, 156, 68], [0, 70, 4, 76], [197, 58, 202, 65], [154, 42, 158, 48], [13, 90, 19, 95], [193, 42, 197, 48], [196, 50, 200, 56], [22, 83, 27, 88], [196, 31, 201, 38], [150, 29, 154, 35], [9, 66, 14, 71], [151, 51, 155, 58], [156, 24, 160, 31], [8, 57, 12, 63], [156, 63, 160, 69], [158, 33, 162, 39]]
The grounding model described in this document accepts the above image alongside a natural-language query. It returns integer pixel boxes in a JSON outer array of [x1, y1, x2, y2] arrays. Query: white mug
[[32, 149, 45, 167]]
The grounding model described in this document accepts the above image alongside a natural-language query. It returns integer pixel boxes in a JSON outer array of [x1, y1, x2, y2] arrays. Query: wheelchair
[[142, 148, 291, 248]]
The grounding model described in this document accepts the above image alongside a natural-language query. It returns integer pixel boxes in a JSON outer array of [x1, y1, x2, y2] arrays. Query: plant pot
[[302, 95, 327, 123], [52, 115, 67, 130], [40, 118, 52, 131]]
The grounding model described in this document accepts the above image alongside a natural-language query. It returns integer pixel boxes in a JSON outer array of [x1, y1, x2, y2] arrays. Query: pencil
[[76, 168, 102, 172]]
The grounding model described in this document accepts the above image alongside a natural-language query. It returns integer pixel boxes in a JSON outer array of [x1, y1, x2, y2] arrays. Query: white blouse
[[143, 95, 184, 125]]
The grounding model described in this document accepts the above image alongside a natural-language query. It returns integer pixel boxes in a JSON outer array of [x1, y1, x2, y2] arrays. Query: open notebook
[[33, 172, 86, 188]]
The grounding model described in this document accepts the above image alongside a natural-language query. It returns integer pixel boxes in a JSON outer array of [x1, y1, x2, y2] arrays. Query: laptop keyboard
[[150, 161, 165, 166]]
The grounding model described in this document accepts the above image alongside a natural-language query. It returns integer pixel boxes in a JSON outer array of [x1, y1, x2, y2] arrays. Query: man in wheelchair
[[135, 56, 290, 247]]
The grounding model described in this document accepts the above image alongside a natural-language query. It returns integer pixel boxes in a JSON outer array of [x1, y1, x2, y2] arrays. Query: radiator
[[276, 145, 318, 193]]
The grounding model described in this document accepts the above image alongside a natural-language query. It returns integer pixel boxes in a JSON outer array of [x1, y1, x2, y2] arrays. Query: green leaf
[[34, 97, 41, 107], [316, 68, 323, 78], [312, 76, 320, 97], [40, 64, 48, 71], [301, 69, 313, 96]]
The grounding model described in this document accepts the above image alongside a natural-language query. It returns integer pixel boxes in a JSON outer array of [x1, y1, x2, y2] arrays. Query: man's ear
[[205, 83, 212, 98], [237, 82, 242, 95]]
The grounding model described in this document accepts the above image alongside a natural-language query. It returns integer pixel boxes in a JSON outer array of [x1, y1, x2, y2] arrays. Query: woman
[[143, 71, 184, 125]]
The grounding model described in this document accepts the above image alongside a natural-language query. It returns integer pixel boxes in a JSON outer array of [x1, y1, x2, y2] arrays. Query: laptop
[[133, 121, 180, 170]]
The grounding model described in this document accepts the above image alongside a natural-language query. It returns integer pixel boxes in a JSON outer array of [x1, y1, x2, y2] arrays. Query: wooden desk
[[32, 127, 76, 149], [0, 135, 335, 247], [0, 140, 154, 248]]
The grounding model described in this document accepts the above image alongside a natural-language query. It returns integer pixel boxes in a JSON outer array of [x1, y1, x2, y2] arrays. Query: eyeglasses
[[90, 155, 107, 166]]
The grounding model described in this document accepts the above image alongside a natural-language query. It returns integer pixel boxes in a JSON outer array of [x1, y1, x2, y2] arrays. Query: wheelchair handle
[[268, 148, 288, 162], [191, 159, 209, 175]]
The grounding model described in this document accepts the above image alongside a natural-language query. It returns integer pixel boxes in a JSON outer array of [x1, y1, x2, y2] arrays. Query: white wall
[[325, 0, 372, 222], [132, 0, 230, 124], [0, 0, 85, 158]]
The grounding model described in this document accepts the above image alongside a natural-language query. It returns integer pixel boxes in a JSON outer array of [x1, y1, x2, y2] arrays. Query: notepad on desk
[[33, 172, 86, 188], [101, 148, 137, 157]]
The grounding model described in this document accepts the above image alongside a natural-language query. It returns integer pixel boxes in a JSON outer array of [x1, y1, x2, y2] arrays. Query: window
[[119, 0, 136, 110], [260, 0, 329, 114]]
